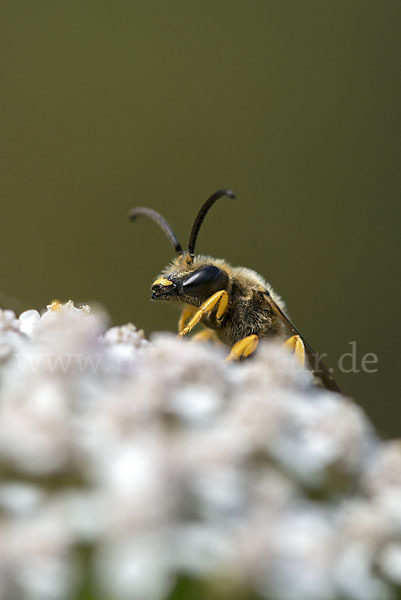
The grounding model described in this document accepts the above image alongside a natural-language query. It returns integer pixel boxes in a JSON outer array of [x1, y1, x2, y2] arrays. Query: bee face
[[152, 261, 229, 306]]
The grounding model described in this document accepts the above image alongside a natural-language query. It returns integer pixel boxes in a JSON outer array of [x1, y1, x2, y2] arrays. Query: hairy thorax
[[191, 260, 287, 345]]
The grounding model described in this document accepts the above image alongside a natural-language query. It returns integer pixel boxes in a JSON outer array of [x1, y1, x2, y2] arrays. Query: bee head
[[151, 259, 229, 305], [130, 189, 235, 304]]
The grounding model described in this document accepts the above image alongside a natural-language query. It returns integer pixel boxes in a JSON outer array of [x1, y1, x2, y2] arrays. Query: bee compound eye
[[182, 265, 225, 296]]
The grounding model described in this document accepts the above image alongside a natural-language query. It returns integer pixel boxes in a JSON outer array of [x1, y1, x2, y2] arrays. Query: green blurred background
[[0, 1, 399, 436]]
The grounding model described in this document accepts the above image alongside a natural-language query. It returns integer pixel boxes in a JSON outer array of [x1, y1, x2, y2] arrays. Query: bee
[[130, 190, 340, 393]]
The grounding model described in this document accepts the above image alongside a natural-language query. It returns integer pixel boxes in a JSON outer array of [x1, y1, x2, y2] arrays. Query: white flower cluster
[[0, 302, 400, 600]]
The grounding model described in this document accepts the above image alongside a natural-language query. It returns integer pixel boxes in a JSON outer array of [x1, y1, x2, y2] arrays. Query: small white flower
[[19, 309, 41, 337], [0, 300, 399, 600]]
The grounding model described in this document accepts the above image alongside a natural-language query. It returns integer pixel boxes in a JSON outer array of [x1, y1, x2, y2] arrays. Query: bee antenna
[[188, 189, 236, 258], [129, 207, 183, 254]]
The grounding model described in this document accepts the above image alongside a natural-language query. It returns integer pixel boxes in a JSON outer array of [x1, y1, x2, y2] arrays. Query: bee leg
[[178, 305, 197, 334], [226, 334, 259, 361], [178, 290, 229, 337], [284, 335, 305, 367], [191, 329, 219, 343]]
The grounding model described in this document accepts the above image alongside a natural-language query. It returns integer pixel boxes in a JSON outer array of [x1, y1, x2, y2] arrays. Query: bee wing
[[263, 291, 341, 393]]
